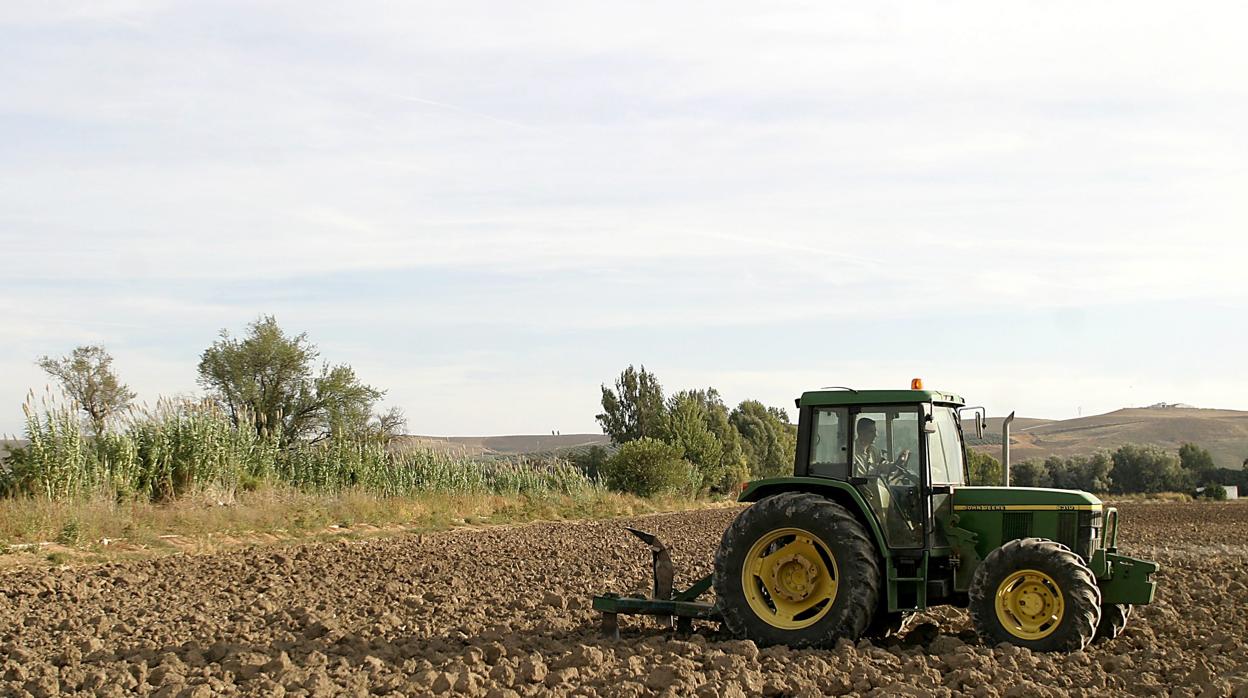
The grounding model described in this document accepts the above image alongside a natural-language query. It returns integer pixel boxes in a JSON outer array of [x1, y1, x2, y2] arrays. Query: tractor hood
[[952, 487, 1102, 511]]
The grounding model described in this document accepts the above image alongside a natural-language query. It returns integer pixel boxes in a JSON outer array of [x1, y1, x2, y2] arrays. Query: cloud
[[1, 1, 1246, 434]]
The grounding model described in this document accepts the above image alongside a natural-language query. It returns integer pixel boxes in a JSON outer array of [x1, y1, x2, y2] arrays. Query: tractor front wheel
[[713, 492, 881, 648], [969, 537, 1101, 652]]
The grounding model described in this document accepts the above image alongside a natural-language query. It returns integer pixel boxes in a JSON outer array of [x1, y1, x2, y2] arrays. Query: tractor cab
[[796, 383, 968, 550]]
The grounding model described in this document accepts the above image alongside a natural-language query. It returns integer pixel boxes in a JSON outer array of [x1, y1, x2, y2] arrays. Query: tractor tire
[[1093, 603, 1132, 643], [713, 492, 881, 648], [969, 537, 1101, 652]]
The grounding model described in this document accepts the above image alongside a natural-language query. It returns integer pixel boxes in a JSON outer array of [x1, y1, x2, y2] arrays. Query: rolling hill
[[968, 407, 1248, 468]]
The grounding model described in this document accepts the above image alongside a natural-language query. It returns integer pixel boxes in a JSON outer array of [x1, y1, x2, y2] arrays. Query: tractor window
[[852, 407, 923, 548], [809, 408, 849, 478], [929, 406, 966, 485]]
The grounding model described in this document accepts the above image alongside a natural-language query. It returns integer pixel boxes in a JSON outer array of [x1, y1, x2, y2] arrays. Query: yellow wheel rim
[[741, 527, 838, 630], [994, 569, 1064, 640]]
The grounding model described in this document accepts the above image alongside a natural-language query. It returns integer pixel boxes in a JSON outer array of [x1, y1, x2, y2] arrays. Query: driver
[[853, 417, 912, 479]]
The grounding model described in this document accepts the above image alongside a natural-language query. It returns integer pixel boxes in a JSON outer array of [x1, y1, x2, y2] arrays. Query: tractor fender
[[739, 477, 891, 559]]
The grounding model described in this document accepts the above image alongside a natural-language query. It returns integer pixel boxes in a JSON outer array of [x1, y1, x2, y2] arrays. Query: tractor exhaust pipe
[[1002, 411, 1015, 487]]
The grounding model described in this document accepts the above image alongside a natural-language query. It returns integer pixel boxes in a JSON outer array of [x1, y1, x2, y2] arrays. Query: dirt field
[[1, 501, 1245, 697]]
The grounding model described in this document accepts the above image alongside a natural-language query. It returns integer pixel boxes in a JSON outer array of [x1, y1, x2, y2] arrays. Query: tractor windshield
[[807, 405, 924, 547]]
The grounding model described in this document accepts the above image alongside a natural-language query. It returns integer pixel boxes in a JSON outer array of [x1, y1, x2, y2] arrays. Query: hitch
[[592, 527, 720, 639]]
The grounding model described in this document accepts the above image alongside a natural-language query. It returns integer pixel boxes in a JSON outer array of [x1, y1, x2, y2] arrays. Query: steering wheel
[[881, 450, 918, 487]]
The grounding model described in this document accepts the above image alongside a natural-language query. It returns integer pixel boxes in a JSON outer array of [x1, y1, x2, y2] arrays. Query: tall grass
[[20, 393, 90, 499], [2, 396, 600, 503]]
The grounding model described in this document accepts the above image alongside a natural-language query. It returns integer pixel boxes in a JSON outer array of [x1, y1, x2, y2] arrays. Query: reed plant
[[5, 396, 600, 503]]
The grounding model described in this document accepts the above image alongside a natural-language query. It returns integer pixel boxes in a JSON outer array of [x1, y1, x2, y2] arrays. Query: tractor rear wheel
[[1093, 603, 1132, 643], [969, 537, 1101, 652], [713, 492, 881, 648]]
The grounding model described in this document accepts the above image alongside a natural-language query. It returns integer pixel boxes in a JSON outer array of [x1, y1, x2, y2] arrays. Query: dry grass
[[1103, 491, 1195, 503], [0, 485, 727, 566]]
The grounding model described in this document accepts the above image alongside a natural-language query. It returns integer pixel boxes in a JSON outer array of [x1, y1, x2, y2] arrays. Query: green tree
[[730, 401, 797, 478], [1178, 443, 1217, 484], [1043, 456, 1077, 490], [37, 345, 136, 436], [1075, 452, 1114, 492], [569, 445, 611, 479], [966, 450, 1003, 486], [596, 365, 666, 444], [697, 390, 750, 489], [1009, 460, 1050, 488], [1111, 444, 1190, 494], [197, 316, 385, 447], [1210, 466, 1248, 492], [600, 437, 698, 497], [660, 389, 749, 491]]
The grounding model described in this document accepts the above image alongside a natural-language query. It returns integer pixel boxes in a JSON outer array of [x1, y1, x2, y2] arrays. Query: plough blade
[[592, 527, 719, 638], [624, 527, 674, 607]]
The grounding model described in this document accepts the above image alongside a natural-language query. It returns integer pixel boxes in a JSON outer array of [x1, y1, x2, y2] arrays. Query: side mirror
[[958, 406, 988, 439], [923, 420, 937, 434]]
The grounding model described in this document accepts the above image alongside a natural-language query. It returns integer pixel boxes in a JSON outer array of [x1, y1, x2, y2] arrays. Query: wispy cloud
[[385, 93, 533, 130]]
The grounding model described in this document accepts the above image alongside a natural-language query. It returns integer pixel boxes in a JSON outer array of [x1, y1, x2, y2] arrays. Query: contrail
[[388, 93, 530, 130]]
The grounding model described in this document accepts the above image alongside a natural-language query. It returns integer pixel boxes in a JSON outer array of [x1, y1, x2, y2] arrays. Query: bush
[[1197, 484, 1228, 501], [601, 438, 699, 497]]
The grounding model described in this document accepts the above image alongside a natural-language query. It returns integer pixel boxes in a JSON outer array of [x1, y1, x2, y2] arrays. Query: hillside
[[970, 407, 1248, 468]]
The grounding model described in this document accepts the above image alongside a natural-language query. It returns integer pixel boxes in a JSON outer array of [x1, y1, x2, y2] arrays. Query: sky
[[2, 2, 1247, 437]]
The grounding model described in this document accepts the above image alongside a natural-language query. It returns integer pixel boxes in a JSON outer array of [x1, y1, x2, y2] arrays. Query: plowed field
[[1, 501, 1245, 697]]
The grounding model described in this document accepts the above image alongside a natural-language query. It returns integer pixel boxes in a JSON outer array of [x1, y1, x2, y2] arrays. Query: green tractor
[[594, 382, 1157, 652]]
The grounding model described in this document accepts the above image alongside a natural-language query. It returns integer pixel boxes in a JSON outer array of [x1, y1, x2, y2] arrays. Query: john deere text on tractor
[[593, 381, 1158, 652]]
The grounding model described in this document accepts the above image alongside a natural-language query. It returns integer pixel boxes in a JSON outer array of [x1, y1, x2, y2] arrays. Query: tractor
[[593, 381, 1158, 652]]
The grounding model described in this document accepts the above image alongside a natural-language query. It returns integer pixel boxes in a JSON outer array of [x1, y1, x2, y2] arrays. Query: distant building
[[1143, 402, 1196, 409]]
